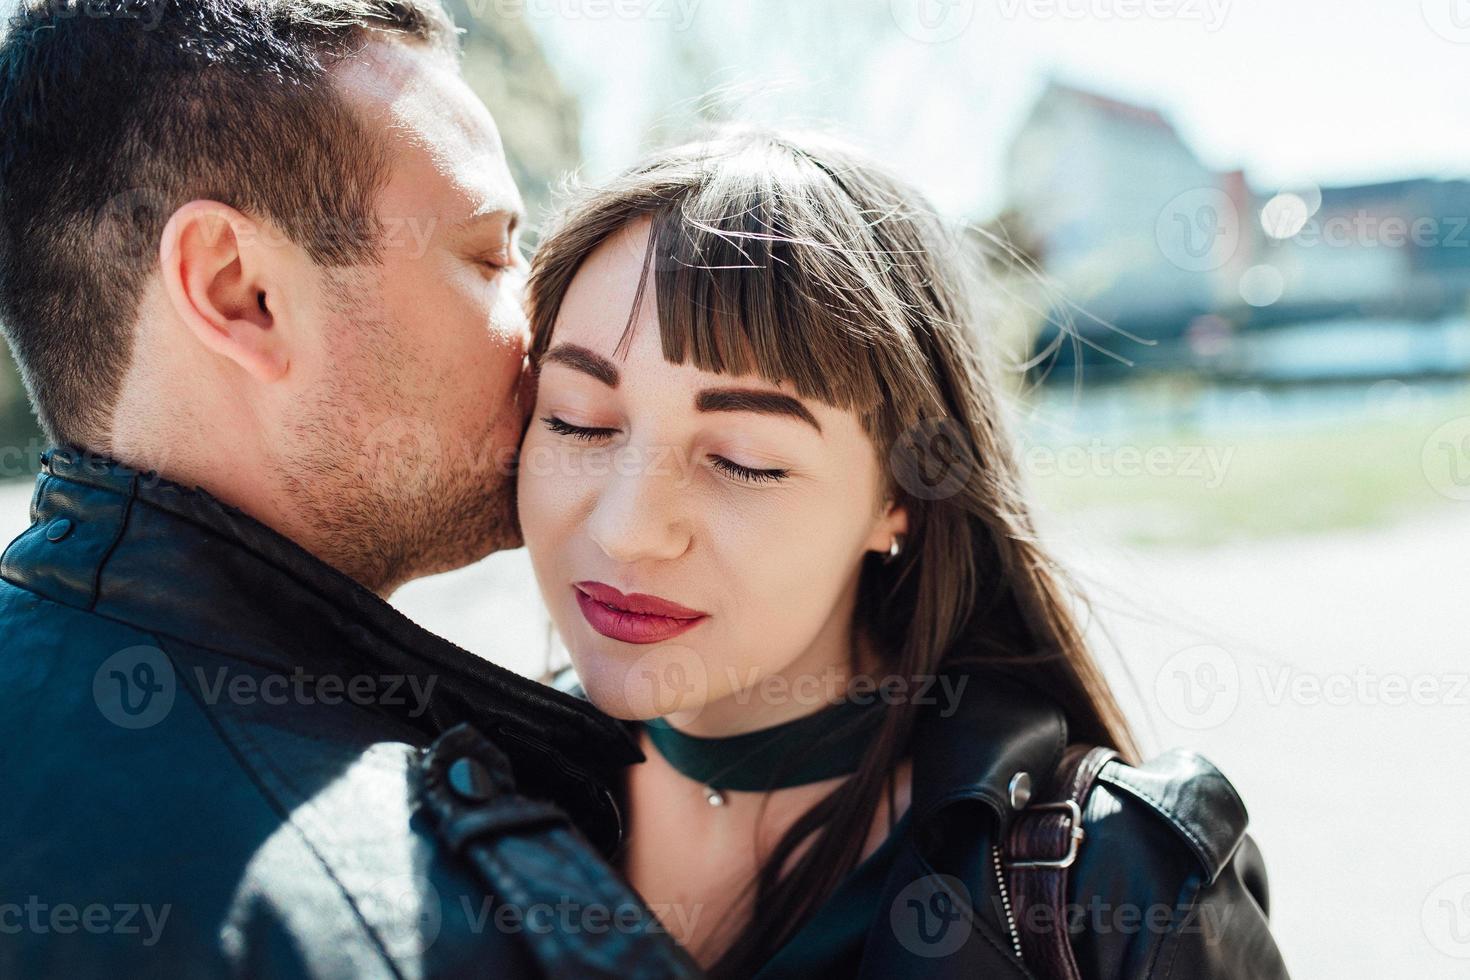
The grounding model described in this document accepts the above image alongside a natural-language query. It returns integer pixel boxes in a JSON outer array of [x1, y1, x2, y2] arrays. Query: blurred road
[[2, 479, 1464, 978]]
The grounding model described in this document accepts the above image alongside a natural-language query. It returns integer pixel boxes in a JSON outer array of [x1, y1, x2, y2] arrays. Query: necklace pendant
[[704, 786, 727, 807]]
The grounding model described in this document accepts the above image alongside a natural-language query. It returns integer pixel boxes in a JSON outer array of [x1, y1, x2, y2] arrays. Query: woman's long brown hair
[[527, 127, 1140, 977]]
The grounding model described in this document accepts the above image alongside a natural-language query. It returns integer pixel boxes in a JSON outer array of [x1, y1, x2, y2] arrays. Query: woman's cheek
[[516, 437, 565, 548], [712, 500, 821, 635]]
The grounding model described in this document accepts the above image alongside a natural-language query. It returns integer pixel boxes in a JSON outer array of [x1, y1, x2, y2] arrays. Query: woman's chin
[[569, 648, 713, 722]]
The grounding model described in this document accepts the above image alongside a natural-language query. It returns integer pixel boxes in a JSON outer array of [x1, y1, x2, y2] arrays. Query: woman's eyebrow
[[696, 388, 822, 434], [541, 343, 619, 387]]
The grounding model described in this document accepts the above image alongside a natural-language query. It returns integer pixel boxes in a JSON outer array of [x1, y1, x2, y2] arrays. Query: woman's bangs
[[614, 160, 890, 419]]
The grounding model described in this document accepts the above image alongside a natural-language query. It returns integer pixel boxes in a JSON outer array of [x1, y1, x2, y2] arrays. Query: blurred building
[[1258, 177, 1470, 326], [1006, 81, 1225, 349], [1007, 80, 1470, 383]]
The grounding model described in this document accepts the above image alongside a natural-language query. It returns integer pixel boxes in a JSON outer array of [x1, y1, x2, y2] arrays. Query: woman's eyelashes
[[539, 415, 792, 484], [708, 455, 789, 484], [541, 415, 616, 442]]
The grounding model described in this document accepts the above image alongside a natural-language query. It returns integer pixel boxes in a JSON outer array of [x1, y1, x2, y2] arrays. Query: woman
[[516, 129, 1289, 979]]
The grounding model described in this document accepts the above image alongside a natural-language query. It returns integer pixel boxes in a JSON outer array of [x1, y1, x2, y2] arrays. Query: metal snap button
[[45, 518, 73, 543], [1008, 771, 1032, 810], [447, 756, 496, 802]]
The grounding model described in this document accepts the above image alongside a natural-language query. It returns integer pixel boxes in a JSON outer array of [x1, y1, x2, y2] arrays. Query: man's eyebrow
[[541, 343, 620, 387], [696, 388, 822, 434], [457, 206, 523, 235]]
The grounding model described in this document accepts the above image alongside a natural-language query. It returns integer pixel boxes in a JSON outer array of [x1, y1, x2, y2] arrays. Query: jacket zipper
[[991, 843, 1025, 961]]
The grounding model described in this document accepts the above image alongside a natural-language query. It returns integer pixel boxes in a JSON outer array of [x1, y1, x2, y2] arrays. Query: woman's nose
[[585, 457, 692, 565]]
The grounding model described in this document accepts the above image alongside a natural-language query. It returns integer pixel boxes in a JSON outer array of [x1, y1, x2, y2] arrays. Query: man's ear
[[158, 200, 290, 383]]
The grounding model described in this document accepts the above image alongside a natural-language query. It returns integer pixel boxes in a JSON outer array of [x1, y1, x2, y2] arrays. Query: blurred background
[[2, 1, 1467, 975]]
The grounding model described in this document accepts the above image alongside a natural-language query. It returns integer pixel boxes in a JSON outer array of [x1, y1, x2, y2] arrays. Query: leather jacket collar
[[2, 446, 643, 848], [908, 664, 1069, 842]]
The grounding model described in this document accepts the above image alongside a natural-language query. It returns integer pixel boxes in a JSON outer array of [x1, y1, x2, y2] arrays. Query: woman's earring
[[885, 535, 903, 563]]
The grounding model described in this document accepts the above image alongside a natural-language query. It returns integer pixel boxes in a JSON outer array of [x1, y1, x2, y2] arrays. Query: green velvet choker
[[642, 696, 885, 807]]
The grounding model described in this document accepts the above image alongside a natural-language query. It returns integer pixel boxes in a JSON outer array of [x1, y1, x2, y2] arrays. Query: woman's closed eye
[[708, 455, 789, 484], [541, 415, 617, 442], [540, 415, 791, 485]]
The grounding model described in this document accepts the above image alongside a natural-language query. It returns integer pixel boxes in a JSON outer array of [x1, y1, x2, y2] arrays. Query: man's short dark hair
[[0, 0, 460, 446]]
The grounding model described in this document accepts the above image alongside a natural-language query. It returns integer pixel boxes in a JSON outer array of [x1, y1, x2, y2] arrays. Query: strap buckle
[[1005, 799, 1085, 869]]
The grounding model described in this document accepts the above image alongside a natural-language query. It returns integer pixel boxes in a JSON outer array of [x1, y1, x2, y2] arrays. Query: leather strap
[[1003, 744, 1119, 980], [418, 724, 702, 978]]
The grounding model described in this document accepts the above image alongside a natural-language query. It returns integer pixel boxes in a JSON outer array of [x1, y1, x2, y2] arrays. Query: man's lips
[[573, 581, 708, 645]]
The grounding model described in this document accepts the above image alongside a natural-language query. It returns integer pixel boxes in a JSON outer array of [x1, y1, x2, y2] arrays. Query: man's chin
[[385, 473, 521, 588]]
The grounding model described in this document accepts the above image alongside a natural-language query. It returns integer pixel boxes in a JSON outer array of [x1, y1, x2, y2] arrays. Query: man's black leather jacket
[[0, 448, 698, 978]]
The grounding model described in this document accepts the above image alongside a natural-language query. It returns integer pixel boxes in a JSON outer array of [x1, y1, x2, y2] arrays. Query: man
[[0, 0, 696, 975]]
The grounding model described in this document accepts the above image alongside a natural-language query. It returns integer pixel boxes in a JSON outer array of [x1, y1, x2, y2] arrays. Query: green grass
[[1024, 392, 1470, 548]]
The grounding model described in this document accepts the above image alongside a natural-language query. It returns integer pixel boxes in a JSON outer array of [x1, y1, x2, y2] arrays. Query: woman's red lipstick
[[573, 581, 708, 645]]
